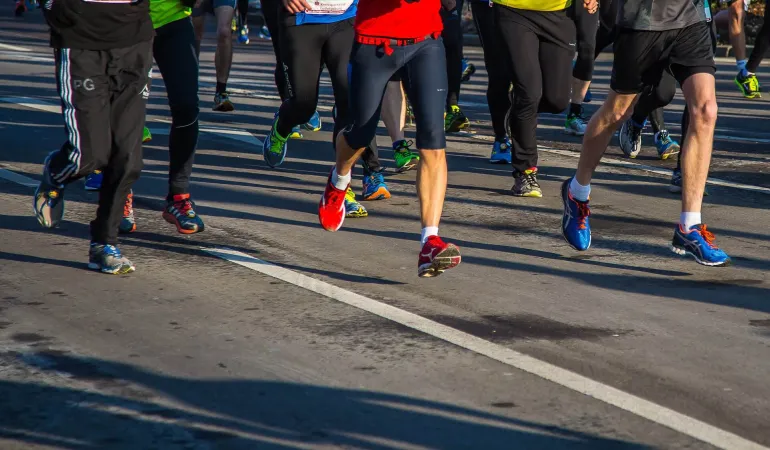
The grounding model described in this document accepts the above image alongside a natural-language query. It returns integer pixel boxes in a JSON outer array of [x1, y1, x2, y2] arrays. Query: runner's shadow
[[0, 351, 651, 450]]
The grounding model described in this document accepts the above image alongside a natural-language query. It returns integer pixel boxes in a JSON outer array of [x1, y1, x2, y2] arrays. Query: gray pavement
[[1, 8, 769, 450]]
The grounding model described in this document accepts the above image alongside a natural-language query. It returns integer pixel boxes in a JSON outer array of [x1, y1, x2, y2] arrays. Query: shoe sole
[[88, 262, 136, 274], [396, 162, 418, 173], [418, 245, 461, 278], [362, 187, 391, 201], [213, 102, 235, 112], [564, 128, 585, 137], [288, 132, 303, 139], [512, 191, 543, 198], [345, 211, 368, 218], [659, 146, 680, 160], [670, 245, 731, 267], [162, 212, 204, 234], [118, 224, 137, 234], [143, 137, 152, 143]]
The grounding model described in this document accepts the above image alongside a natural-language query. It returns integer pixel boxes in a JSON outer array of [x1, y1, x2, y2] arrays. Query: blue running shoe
[[490, 137, 512, 164], [362, 171, 391, 201], [671, 224, 730, 266], [304, 110, 321, 132], [561, 178, 591, 251], [34, 155, 65, 228], [258, 25, 271, 40], [583, 89, 592, 103], [654, 130, 680, 160], [238, 25, 249, 44], [461, 59, 476, 83], [263, 112, 289, 168], [88, 243, 136, 274], [288, 125, 303, 140], [84, 170, 103, 191]]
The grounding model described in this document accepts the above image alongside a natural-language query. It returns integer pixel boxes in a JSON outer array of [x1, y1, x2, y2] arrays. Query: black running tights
[[442, 0, 464, 109]]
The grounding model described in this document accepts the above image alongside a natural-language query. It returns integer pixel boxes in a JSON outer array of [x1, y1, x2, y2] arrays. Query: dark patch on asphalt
[[0, 321, 13, 329], [425, 314, 630, 343], [3, 296, 17, 300], [11, 332, 50, 343], [25, 301, 44, 306], [218, 362, 227, 368], [49, 291, 68, 297], [490, 402, 517, 408], [354, 366, 377, 371], [750, 319, 770, 328], [700, 279, 764, 287]]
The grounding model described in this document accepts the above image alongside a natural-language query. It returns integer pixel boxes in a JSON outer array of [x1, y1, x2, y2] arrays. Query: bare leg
[[335, 133, 367, 178], [381, 80, 406, 143], [679, 73, 717, 215], [417, 149, 447, 228], [214, 6, 235, 85], [570, 78, 591, 105], [729, 0, 747, 62], [575, 91, 639, 185]]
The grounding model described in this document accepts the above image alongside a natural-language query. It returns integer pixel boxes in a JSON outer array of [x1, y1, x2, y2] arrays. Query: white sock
[[421, 227, 439, 245], [331, 168, 351, 191], [680, 212, 701, 231], [569, 177, 591, 202], [737, 59, 748, 73]]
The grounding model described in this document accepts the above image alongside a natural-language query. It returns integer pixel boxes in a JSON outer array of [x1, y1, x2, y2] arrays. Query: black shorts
[[610, 21, 715, 95]]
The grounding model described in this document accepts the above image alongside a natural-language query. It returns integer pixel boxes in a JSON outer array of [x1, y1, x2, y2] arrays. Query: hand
[[282, 0, 311, 14], [583, 0, 598, 14], [441, 0, 456, 11]]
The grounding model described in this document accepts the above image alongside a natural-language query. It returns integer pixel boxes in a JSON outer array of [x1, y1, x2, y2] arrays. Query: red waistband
[[355, 32, 441, 56]]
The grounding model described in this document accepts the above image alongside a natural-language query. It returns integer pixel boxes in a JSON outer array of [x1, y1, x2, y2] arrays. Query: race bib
[[304, 0, 354, 15]]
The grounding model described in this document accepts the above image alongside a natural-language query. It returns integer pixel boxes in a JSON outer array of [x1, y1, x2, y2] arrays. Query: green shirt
[[151, 0, 191, 29]]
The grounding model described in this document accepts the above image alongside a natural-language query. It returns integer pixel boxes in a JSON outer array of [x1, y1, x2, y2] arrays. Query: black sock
[[569, 103, 582, 116], [216, 82, 226, 94]]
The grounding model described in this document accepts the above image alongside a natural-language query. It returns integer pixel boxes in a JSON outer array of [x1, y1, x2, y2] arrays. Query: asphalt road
[[1, 8, 769, 450]]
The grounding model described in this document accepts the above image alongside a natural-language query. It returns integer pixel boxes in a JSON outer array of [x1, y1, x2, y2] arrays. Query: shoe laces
[[520, 170, 540, 188], [123, 192, 134, 217], [657, 130, 671, 144], [172, 196, 195, 216], [103, 244, 122, 257], [694, 224, 718, 249], [575, 200, 591, 230], [395, 140, 415, 153], [371, 172, 385, 185]]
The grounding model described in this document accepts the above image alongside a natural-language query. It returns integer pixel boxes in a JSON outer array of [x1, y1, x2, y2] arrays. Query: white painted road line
[[0, 168, 38, 188], [149, 123, 263, 148], [470, 134, 770, 195], [203, 247, 768, 450], [0, 96, 61, 114], [0, 43, 32, 52]]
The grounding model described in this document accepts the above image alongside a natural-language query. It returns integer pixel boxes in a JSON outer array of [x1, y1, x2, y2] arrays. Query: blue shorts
[[192, 0, 236, 17], [344, 37, 448, 150]]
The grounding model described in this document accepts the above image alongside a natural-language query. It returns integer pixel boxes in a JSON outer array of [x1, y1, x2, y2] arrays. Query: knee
[[216, 27, 231, 42], [170, 103, 199, 128], [540, 91, 570, 114], [689, 99, 718, 127]]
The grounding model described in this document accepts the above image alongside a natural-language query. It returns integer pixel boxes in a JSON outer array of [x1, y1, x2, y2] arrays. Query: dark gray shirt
[[617, 0, 709, 31]]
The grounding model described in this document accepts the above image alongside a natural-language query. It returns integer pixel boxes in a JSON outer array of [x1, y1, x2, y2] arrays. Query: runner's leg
[[154, 17, 205, 234], [566, 0, 599, 136], [212, 2, 236, 110], [442, 0, 469, 132]]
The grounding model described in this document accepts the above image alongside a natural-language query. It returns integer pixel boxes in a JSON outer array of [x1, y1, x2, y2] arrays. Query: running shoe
[[88, 243, 136, 275], [84, 170, 103, 191], [444, 105, 470, 133], [655, 130, 680, 160], [735, 72, 761, 99], [213, 92, 234, 112], [561, 178, 591, 251], [461, 59, 476, 83], [344, 187, 368, 218], [418, 235, 461, 278], [671, 224, 731, 267], [511, 168, 542, 198], [263, 112, 289, 168], [238, 25, 250, 44], [231, 18, 237, 32], [583, 89, 592, 103], [393, 140, 420, 173], [34, 156, 65, 228], [669, 168, 710, 196], [119, 191, 136, 234], [319, 170, 347, 231], [490, 137, 512, 164], [288, 126, 303, 139], [258, 25, 271, 39], [618, 119, 642, 158], [362, 171, 390, 201], [304, 110, 322, 132], [143, 126, 152, 143], [163, 193, 205, 234], [564, 112, 588, 136]]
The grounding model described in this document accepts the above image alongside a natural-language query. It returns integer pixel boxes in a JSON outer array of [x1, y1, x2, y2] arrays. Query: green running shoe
[[262, 112, 289, 168], [392, 139, 419, 173], [444, 105, 470, 133], [142, 126, 152, 143]]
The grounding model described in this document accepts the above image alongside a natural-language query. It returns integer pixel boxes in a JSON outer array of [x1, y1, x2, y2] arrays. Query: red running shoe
[[418, 236, 461, 278], [318, 170, 347, 232]]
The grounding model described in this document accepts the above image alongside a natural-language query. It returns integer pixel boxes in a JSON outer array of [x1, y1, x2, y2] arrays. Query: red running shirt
[[354, 0, 443, 40]]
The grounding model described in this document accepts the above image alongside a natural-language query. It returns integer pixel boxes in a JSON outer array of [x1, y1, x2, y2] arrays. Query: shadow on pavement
[[0, 352, 650, 449]]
